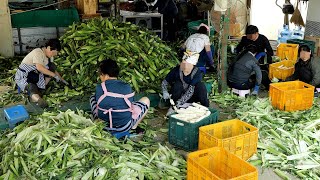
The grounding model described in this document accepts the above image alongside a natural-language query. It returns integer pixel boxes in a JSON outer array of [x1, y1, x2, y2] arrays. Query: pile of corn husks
[[0, 110, 186, 179], [210, 91, 320, 179], [0, 56, 25, 108]]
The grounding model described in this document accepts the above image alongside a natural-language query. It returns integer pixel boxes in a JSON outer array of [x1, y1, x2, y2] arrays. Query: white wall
[[304, 0, 320, 36], [250, 0, 308, 40], [306, 0, 320, 21]]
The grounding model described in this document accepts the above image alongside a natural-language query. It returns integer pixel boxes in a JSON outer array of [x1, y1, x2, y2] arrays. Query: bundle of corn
[[0, 56, 21, 86], [171, 103, 211, 123], [56, 18, 179, 93], [236, 98, 320, 179], [0, 110, 186, 179]]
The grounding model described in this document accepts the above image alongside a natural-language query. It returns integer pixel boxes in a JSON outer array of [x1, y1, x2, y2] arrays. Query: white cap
[[182, 51, 200, 65]]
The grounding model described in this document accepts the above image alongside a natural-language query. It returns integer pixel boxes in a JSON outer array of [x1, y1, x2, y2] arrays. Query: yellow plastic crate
[[198, 119, 258, 160], [269, 60, 296, 80], [269, 81, 314, 111], [187, 147, 258, 180], [276, 43, 299, 61]]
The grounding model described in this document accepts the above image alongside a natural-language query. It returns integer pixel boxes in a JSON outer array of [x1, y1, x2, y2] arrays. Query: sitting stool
[[232, 88, 250, 97], [111, 131, 131, 139], [4, 105, 29, 128]]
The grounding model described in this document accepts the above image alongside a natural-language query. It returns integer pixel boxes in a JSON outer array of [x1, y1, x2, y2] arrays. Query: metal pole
[[18, 28, 22, 55], [217, 9, 230, 93]]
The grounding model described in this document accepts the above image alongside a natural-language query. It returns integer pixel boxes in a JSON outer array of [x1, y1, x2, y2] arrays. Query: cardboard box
[[304, 36, 320, 56], [305, 36, 320, 47]]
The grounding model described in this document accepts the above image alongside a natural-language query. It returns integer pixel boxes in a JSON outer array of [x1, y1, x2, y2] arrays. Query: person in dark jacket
[[235, 25, 274, 65], [162, 51, 209, 115], [228, 45, 262, 95], [151, 0, 178, 41], [285, 45, 320, 88]]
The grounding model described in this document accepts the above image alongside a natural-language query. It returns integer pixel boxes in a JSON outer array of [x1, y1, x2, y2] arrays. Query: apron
[[15, 63, 47, 91], [96, 82, 136, 131]]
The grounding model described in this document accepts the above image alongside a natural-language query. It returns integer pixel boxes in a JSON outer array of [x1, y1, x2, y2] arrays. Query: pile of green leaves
[[56, 18, 179, 93], [0, 110, 186, 179]]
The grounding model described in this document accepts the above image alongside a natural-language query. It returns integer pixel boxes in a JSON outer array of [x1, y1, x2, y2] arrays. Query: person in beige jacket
[[15, 39, 68, 108]]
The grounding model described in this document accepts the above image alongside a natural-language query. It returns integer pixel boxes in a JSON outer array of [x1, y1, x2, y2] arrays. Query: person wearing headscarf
[[161, 51, 209, 115]]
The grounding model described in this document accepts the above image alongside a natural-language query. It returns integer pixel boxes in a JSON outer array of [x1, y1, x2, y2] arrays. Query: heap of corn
[[0, 110, 186, 179], [171, 103, 211, 123], [56, 18, 179, 93]]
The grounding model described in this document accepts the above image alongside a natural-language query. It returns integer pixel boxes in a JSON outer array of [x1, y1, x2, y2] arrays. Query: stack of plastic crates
[[186, 119, 259, 179], [276, 43, 299, 61]]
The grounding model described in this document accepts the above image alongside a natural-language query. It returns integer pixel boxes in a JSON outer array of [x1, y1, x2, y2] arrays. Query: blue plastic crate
[[4, 105, 29, 128]]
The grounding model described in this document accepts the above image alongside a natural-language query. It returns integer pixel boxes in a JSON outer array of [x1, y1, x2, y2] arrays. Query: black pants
[[228, 80, 255, 90], [170, 81, 209, 107], [261, 70, 271, 90], [228, 71, 271, 90], [163, 15, 176, 42], [26, 83, 45, 97], [44, 62, 57, 78]]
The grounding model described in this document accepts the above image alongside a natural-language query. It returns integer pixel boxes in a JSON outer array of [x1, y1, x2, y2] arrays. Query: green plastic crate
[[204, 81, 213, 94], [168, 108, 219, 151], [0, 120, 9, 130], [287, 39, 316, 54], [134, 93, 160, 108]]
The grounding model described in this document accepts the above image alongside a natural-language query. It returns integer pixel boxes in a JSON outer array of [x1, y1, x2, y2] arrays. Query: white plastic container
[[278, 25, 292, 43], [291, 26, 304, 40]]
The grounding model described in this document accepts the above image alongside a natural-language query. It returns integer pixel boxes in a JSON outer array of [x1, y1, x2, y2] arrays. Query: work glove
[[61, 79, 75, 89], [255, 52, 267, 61], [54, 75, 61, 82], [61, 79, 69, 85], [177, 103, 192, 109], [162, 91, 170, 100], [251, 85, 260, 96]]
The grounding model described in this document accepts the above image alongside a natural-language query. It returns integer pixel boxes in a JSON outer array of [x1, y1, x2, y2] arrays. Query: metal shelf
[[120, 10, 163, 39]]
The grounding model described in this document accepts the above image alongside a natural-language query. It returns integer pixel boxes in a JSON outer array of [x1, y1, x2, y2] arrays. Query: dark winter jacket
[[286, 57, 320, 87], [228, 52, 262, 85], [236, 34, 274, 64]]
